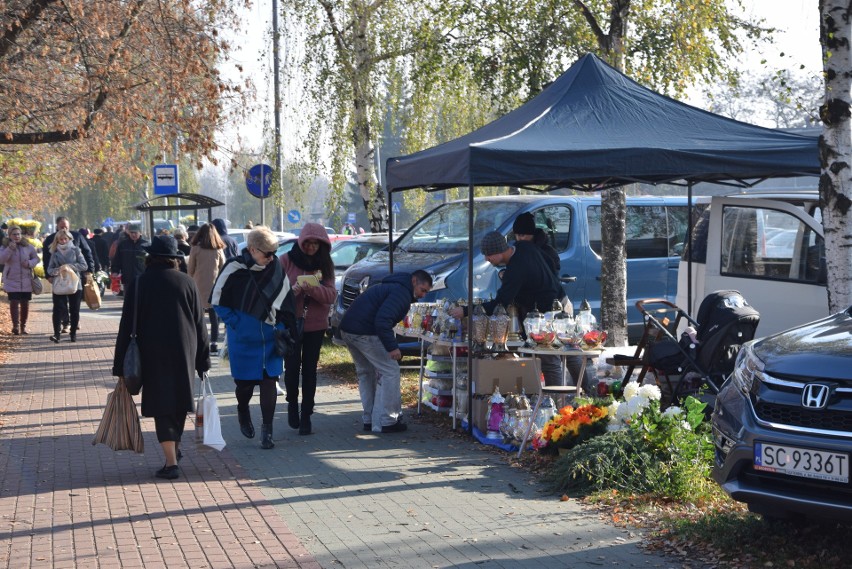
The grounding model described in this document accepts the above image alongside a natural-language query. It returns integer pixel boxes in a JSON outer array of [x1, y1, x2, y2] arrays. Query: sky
[[217, 0, 825, 165]]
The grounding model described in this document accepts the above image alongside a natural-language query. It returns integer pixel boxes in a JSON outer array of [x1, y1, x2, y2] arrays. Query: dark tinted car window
[[587, 205, 670, 258]]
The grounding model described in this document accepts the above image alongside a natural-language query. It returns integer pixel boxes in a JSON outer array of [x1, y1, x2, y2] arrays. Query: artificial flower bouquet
[[533, 402, 609, 453]]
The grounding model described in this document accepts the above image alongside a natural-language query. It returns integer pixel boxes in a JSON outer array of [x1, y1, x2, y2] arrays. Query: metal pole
[[271, 0, 282, 229], [687, 181, 693, 314]]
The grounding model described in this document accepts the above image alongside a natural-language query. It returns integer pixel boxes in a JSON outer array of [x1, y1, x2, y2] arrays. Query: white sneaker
[[276, 382, 286, 395]]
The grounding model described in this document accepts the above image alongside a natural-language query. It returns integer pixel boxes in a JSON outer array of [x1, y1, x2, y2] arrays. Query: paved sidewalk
[[0, 292, 681, 568]]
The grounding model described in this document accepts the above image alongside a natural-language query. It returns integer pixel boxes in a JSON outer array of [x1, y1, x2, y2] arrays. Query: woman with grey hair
[[211, 226, 296, 449]]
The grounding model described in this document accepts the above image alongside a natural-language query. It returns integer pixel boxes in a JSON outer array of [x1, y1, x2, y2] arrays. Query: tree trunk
[[599, 187, 628, 346], [819, 0, 852, 312], [350, 8, 387, 233]]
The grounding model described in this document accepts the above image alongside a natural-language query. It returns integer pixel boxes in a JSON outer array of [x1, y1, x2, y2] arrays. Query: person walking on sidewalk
[[46, 229, 87, 343], [187, 223, 226, 353], [110, 223, 150, 298], [211, 226, 295, 450], [43, 217, 96, 332], [0, 225, 40, 335], [112, 235, 211, 480], [279, 223, 336, 435], [340, 270, 432, 433]]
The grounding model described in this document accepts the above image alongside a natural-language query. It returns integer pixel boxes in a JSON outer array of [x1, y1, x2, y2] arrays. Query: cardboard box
[[470, 356, 541, 432]]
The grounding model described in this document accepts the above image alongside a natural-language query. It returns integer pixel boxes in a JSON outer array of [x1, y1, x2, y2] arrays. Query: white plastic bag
[[52, 264, 80, 295], [200, 374, 226, 451]]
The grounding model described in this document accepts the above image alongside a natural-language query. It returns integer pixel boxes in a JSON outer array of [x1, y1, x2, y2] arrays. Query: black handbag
[[123, 276, 143, 395], [294, 298, 308, 343], [274, 327, 297, 358]]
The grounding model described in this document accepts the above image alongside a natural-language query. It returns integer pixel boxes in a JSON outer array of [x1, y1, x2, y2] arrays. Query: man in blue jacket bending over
[[340, 270, 432, 433]]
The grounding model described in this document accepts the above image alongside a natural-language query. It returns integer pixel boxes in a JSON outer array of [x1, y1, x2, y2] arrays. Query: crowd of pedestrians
[[0, 215, 471, 482]]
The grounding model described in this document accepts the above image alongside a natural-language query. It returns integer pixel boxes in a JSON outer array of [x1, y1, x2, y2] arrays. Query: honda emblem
[[802, 383, 830, 410]]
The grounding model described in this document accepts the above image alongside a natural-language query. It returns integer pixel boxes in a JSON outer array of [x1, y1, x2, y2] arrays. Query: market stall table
[[515, 344, 604, 457]]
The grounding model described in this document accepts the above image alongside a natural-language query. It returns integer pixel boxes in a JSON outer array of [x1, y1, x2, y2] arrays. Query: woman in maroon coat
[[279, 223, 336, 435], [112, 235, 210, 480]]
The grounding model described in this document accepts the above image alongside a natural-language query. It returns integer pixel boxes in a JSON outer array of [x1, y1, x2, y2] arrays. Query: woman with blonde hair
[[211, 226, 296, 449], [0, 225, 40, 334], [188, 223, 227, 352], [47, 228, 87, 342]]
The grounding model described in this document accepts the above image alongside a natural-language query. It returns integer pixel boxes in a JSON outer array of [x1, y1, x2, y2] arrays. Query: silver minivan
[[676, 191, 826, 337]]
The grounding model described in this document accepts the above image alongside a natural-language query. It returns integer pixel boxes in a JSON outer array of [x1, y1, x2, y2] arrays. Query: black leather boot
[[238, 407, 255, 438], [260, 423, 274, 449], [298, 412, 312, 436], [287, 401, 299, 429]]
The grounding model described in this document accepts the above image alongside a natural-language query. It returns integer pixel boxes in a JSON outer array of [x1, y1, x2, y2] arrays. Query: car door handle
[[560, 275, 577, 283], [595, 275, 602, 281]]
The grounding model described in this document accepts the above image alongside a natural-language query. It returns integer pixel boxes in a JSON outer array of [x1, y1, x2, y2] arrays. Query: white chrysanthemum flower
[[622, 381, 640, 400], [626, 396, 648, 416], [680, 420, 692, 431], [638, 384, 662, 401], [662, 406, 683, 418]]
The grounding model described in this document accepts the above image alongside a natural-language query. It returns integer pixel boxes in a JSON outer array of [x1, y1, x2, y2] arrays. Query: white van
[[676, 192, 827, 337]]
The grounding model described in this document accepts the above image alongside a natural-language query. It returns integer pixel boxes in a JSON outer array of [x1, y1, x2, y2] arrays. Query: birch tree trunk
[[819, 0, 852, 312], [350, 5, 387, 233]]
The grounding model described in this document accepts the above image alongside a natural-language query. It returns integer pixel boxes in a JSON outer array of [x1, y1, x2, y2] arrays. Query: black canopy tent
[[385, 52, 820, 308], [383, 53, 819, 433], [133, 193, 224, 234]]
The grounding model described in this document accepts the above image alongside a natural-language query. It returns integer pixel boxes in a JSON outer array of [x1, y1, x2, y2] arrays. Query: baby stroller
[[609, 291, 760, 406]]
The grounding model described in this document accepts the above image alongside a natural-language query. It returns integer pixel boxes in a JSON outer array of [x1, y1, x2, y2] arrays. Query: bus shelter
[[133, 193, 225, 235]]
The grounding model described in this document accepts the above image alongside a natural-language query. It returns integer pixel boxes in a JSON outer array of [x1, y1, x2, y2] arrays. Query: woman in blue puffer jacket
[[211, 226, 295, 450]]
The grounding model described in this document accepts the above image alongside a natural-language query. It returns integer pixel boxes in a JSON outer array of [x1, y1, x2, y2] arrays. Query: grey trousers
[[341, 331, 402, 430]]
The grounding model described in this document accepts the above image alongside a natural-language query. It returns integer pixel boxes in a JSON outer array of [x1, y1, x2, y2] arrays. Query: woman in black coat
[[112, 235, 210, 480]]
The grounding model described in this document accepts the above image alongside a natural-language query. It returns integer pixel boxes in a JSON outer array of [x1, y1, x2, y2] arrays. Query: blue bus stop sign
[[153, 164, 179, 195], [246, 164, 273, 198]]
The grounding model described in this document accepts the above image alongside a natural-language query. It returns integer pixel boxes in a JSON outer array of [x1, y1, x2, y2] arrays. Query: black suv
[[712, 307, 852, 521]]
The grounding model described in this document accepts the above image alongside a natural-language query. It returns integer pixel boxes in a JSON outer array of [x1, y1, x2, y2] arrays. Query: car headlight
[[430, 270, 452, 292], [358, 275, 370, 292], [731, 341, 764, 394]]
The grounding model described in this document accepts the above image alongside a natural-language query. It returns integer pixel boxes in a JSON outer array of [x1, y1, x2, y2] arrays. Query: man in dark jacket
[[110, 223, 151, 294], [43, 216, 97, 331], [451, 231, 578, 387], [340, 270, 432, 433], [511, 212, 560, 276], [43, 217, 97, 276], [91, 229, 110, 269], [212, 218, 239, 260]]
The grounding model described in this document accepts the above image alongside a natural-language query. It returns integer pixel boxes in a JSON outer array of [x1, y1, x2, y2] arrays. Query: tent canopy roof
[[386, 54, 819, 193]]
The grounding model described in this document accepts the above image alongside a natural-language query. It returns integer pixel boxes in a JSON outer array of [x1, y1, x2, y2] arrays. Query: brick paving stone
[[0, 292, 696, 569]]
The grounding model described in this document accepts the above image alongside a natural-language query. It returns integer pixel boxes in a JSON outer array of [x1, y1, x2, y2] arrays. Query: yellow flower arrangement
[[533, 403, 609, 452]]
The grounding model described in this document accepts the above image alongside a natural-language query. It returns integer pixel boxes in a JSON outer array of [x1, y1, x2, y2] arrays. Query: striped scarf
[[210, 249, 291, 324]]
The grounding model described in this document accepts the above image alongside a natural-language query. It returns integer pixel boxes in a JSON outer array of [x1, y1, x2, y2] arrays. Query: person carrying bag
[[46, 229, 87, 343], [279, 223, 337, 435], [112, 235, 211, 480]]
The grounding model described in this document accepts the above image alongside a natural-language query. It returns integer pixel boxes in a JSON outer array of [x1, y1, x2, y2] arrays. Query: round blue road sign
[[287, 210, 301, 224], [246, 164, 273, 198]]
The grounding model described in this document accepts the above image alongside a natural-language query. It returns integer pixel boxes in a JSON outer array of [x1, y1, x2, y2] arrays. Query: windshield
[[331, 241, 385, 267], [397, 201, 519, 254]]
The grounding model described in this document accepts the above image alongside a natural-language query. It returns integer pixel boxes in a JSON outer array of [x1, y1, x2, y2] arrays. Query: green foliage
[[545, 395, 715, 500]]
